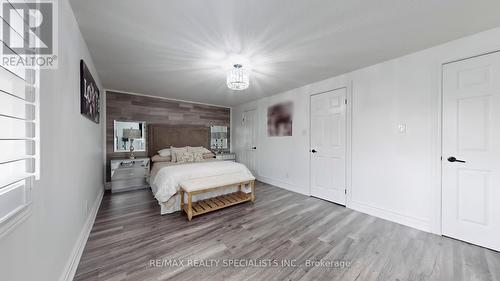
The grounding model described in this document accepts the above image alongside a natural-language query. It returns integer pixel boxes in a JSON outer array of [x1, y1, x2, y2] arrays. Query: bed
[[147, 124, 254, 215]]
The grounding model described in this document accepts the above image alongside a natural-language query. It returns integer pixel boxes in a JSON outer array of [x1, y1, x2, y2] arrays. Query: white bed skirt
[[158, 185, 251, 215]]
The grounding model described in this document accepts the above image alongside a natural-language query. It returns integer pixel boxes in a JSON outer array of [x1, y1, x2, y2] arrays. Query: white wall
[[232, 26, 500, 234], [0, 1, 104, 281]]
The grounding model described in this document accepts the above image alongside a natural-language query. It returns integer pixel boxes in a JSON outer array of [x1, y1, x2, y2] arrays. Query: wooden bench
[[179, 174, 255, 221]]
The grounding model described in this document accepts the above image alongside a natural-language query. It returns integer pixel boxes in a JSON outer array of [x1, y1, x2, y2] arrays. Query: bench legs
[[180, 190, 184, 210], [250, 180, 255, 202], [187, 193, 193, 221], [181, 189, 193, 221]]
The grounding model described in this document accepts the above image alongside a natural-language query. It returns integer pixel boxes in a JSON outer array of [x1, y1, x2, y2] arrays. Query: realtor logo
[[1, 0, 58, 68]]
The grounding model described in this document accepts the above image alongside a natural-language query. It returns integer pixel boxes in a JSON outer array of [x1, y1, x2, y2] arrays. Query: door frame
[[438, 49, 500, 236], [308, 85, 353, 206]]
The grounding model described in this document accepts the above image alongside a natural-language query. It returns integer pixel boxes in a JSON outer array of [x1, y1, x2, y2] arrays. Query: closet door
[[310, 88, 346, 205], [442, 51, 500, 251], [242, 109, 257, 174]]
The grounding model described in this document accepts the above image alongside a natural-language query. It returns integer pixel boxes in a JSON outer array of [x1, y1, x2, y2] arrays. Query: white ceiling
[[70, 0, 500, 107]]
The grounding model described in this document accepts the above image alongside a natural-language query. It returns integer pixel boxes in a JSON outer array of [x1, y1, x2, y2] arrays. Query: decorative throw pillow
[[157, 148, 171, 157], [175, 151, 194, 163], [187, 146, 212, 154], [192, 151, 204, 162], [170, 146, 188, 162]]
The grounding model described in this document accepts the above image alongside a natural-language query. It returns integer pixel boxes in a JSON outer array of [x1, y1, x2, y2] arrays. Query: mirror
[[210, 125, 228, 152], [114, 120, 146, 152]]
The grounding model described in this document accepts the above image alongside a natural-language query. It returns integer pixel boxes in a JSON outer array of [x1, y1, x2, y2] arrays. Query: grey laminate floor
[[75, 182, 500, 281]]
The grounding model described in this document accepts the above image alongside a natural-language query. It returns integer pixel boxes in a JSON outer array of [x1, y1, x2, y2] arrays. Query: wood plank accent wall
[[105, 91, 230, 181]]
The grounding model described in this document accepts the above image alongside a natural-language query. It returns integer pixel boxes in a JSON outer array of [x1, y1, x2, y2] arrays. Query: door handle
[[252, 147, 257, 150], [447, 157, 466, 163], [311, 149, 317, 153]]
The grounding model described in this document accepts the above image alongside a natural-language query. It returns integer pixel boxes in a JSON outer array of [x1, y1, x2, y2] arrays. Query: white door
[[442, 51, 500, 251], [242, 109, 257, 174], [310, 88, 347, 205]]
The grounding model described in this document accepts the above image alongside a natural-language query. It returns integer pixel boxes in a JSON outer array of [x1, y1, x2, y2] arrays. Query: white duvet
[[150, 160, 254, 204]]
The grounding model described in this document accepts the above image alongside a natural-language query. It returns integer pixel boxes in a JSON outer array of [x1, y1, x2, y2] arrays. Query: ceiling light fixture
[[226, 64, 249, 91]]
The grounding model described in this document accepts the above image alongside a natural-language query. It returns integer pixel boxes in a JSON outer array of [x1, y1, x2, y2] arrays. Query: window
[[0, 1, 39, 235]]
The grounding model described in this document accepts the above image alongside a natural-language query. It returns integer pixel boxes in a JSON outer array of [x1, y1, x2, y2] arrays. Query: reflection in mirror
[[210, 125, 228, 153], [114, 121, 146, 153]]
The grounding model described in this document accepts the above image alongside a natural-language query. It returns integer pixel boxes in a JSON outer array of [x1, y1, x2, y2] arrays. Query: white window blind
[[0, 0, 39, 234], [0, 66, 37, 230]]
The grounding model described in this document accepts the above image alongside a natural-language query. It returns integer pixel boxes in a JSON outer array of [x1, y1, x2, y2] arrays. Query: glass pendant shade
[[227, 64, 249, 90]]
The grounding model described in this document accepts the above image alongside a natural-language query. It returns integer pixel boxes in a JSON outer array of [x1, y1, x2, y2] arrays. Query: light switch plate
[[398, 124, 407, 134]]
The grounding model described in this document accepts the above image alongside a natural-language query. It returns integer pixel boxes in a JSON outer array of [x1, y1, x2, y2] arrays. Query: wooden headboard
[[147, 124, 210, 157]]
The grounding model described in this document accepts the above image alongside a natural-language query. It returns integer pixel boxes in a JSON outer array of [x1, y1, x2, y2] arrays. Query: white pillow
[[187, 146, 211, 154], [157, 148, 171, 157]]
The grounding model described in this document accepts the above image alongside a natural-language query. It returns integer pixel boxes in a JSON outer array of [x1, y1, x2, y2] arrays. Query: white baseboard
[[59, 188, 104, 281], [257, 175, 309, 196], [348, 200, 431, 233], [258, 176, 432, 234]]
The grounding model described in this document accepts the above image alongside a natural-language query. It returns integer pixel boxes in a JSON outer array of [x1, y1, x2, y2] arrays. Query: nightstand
[[110, 158, 150, 193], [215, 153, 236, 161]]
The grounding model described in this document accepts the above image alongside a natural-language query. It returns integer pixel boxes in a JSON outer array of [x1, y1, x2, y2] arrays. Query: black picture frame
[[80, 59, 100, 123]]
